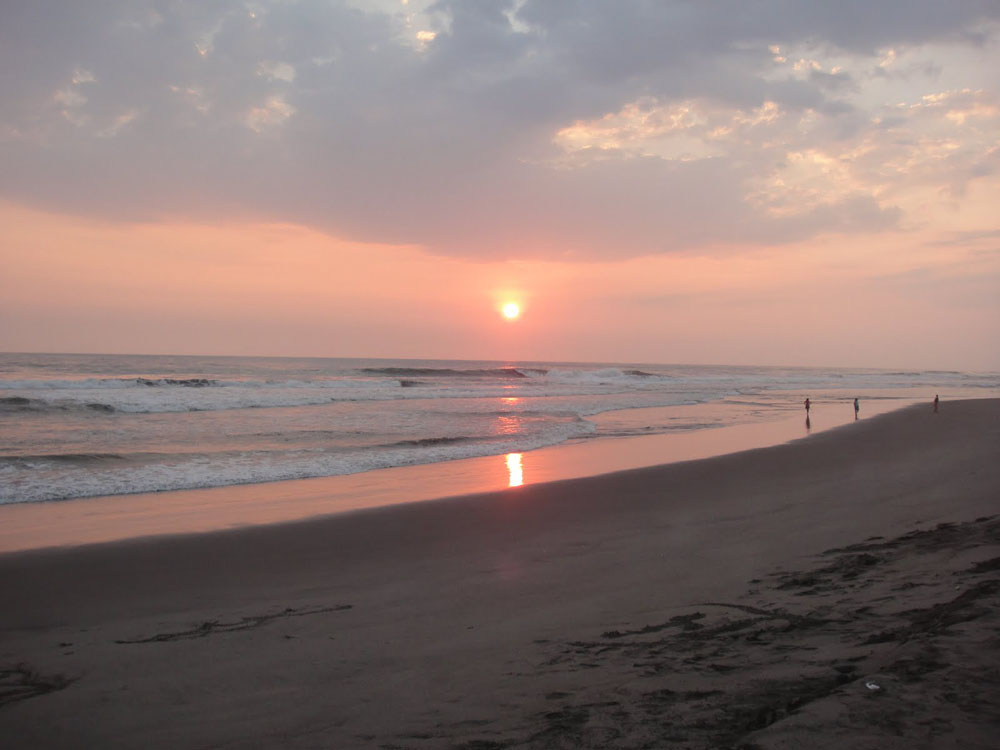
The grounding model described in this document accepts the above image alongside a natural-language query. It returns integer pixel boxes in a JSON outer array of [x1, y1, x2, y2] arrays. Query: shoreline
[[1, 399, 997, 748], [0, 395, 924, 553]]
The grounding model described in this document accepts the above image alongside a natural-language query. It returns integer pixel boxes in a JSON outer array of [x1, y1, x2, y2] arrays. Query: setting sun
[[502, 302, 520, 320]]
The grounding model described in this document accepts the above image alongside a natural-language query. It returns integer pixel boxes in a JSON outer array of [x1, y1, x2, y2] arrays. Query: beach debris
[[865, 681, 881, 691]]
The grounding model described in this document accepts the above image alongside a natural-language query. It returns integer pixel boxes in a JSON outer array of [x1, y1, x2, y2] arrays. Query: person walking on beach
[[934, 394, 939, 413], [804, 397, 811, 414], [854, 397, 859, 420]]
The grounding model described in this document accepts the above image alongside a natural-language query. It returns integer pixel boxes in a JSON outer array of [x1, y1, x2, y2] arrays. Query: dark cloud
[[0, 0, 997, 259]]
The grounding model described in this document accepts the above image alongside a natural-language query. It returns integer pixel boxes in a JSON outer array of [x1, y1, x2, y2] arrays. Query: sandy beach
[[1, 399, 998, 748]]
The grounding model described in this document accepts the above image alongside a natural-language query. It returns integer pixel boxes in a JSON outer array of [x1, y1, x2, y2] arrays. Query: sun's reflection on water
[[506, 452, 523, 487], [495, 415, 519, 435]]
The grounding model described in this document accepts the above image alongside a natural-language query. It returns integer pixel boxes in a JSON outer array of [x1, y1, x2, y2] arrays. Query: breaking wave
[[1, 396, 117, 414], [361, 366, 546, 378]]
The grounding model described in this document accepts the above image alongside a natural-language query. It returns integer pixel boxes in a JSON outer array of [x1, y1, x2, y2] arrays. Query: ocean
[[2, 352, 997, 507]]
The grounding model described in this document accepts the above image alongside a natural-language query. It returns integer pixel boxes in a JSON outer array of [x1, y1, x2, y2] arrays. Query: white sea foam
[[0, 417, 594, 504], [1, 370, 696, 414]]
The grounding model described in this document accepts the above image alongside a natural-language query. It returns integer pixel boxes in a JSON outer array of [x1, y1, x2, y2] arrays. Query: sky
[[1, 0, 998, 370]]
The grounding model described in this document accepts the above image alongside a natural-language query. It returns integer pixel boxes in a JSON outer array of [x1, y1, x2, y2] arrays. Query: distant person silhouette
[[933, 394, 939, 413], [854, 398, 859, 420], [804, 397, 810, 414]]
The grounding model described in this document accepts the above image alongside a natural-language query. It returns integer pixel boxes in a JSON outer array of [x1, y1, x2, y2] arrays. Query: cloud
[[926, 228, 1000, 247], [0, 0, 997, 259]]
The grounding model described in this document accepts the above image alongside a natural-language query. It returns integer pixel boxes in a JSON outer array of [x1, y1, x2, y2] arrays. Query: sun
[[502, 302, 521, 320]]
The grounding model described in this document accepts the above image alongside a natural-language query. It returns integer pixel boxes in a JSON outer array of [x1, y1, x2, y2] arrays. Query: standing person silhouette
[[933, 394, 939, 413], [854, 398, 859, 420], [804, 397, 811, 415]]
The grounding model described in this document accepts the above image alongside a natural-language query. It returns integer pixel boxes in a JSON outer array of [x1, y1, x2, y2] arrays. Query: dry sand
[[1, 399, 998, 749]]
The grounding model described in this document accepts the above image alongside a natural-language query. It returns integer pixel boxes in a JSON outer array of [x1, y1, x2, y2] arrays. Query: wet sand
[[1, 399, 998, 748]]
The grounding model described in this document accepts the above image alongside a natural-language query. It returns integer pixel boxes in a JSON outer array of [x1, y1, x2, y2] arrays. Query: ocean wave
[[361, 366, 543, 378], [0, 369, 671, 410], [0, 376, 376, 391], [0, 376, 747, 416], [136, 377, 216, 387], [387, 436, 475, 448], [538, 368, 672, 384], [0, 396, 117, 414], [0, 452, 126, 465], [0, 379, 406, 414], [0, 420, 596, 505], [1, 377, 219, 390]]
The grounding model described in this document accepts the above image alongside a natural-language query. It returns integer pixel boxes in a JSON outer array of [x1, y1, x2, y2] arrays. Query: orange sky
[[1, 2, 998, 370], [3, 192, 997, 369]]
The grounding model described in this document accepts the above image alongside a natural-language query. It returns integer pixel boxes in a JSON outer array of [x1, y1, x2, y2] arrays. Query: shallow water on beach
[[0, 397, 920, 551], [2, 352, 997, 506]]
